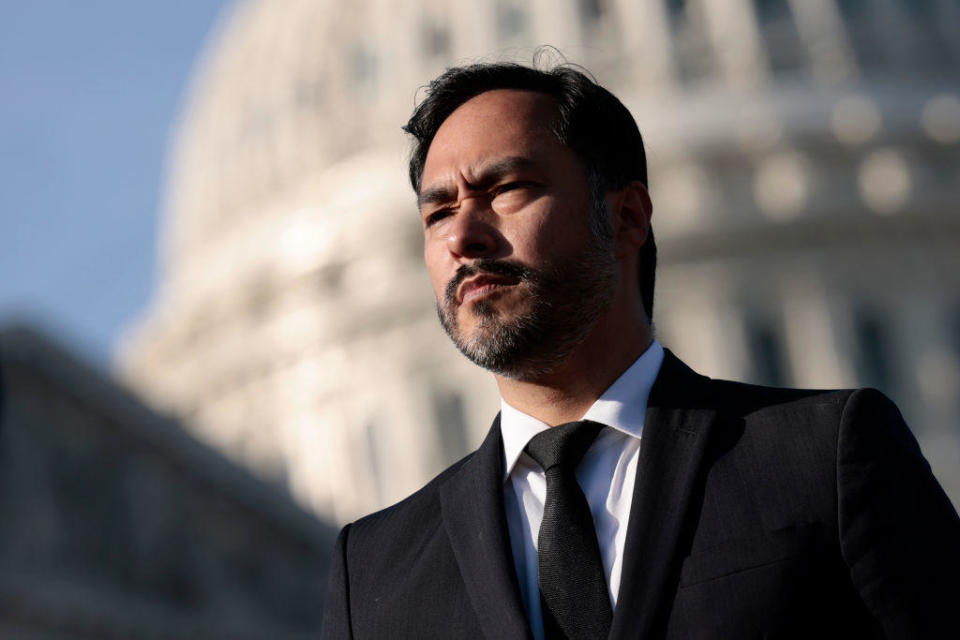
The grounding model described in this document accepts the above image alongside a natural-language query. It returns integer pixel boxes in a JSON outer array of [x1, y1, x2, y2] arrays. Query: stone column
[[698, 0, 769, 88], [612, 0, 677, 88], [787, 0, 857, 84]]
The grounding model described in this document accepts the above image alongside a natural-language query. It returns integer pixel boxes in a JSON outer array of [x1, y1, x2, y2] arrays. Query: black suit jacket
[[321, 351, 960, 639]]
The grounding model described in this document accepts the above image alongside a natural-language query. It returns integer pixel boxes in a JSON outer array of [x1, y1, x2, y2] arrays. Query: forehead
[[421, 89, 563, 188]]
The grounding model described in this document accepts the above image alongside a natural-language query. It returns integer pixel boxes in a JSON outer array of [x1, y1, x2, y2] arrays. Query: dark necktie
[[525, 420, 612, 640]]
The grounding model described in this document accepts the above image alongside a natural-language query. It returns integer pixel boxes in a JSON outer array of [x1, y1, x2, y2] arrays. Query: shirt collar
[[500, 339, 665, 481]]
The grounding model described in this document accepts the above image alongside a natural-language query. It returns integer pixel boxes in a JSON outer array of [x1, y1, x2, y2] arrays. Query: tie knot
[[524, 420, 604, 473]]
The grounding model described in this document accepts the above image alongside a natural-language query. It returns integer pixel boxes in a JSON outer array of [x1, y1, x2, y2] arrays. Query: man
[[320, 62, 960, 639]]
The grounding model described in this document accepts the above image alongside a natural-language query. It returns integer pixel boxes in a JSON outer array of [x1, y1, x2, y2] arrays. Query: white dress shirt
[[500, 340, 665, 640]]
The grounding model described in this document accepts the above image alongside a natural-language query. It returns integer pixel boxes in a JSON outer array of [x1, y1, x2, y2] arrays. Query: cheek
[[515, 205, 583, 260], [423, 246, 449, 298], [499, 205, 550, 256]]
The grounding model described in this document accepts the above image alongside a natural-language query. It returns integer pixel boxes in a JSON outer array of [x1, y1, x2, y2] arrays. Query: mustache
[[444, 259, 533, 306]]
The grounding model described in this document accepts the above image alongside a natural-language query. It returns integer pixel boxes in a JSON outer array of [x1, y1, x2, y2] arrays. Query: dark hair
[[403, 61, 657, 320]]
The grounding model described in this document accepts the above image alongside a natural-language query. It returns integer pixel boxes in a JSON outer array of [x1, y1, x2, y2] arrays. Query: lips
[[457, 274, 520, 304], [444, 259, 531, 310]]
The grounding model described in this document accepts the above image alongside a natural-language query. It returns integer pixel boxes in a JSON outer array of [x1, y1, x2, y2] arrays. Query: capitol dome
[[122, 0, 960, 521]]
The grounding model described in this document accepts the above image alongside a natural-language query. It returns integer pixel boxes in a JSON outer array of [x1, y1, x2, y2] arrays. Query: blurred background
[[2, 0, 958, 637]]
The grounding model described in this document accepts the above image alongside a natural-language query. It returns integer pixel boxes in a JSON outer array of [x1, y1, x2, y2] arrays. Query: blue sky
[[0, 0, 231, 368]]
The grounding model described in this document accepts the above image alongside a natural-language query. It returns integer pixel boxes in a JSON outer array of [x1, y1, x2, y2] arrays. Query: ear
[[610, 181, 652, 251]]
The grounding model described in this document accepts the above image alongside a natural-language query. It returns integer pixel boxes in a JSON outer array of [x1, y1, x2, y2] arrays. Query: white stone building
[[121, 0, 960, 523], [0, 326, 335, 639]]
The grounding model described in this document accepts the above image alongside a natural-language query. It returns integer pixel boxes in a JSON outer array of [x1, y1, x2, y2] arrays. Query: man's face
[[418, 89, 618, 380]]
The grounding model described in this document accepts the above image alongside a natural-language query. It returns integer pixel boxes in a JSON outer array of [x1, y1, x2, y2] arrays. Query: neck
[[495, 312, 653, 426]]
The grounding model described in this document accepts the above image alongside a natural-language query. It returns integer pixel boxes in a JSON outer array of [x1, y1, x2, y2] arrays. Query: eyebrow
[[417, 156, 536, 210]]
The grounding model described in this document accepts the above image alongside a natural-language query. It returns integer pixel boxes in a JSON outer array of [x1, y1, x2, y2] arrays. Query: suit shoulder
[[346, 450, 475, 546], [707, 381, 912, 433], [660, 350, 853, 420], [708, 377, 855, 419], [702, 378, 865, 460]]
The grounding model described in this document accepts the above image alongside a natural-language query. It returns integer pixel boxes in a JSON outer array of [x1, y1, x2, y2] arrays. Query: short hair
[[403, 61, 657, 320]]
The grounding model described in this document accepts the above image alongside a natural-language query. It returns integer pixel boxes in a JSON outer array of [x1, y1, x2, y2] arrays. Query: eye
[[492, 182, 525, 196], [493, 181, 540, 198], [423, 209, 452, 228], [490, 181, 536, 210]]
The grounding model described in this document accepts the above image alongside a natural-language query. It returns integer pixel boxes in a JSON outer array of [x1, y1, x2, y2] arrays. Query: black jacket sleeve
[[320, 524, 354, 639], [838, 388, 960, 637]]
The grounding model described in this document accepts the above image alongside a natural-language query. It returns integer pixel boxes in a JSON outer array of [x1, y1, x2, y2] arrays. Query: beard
[[436, 238, 617, 381]]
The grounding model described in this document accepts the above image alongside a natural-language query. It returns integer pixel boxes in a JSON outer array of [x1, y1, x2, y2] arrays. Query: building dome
[[164, 0, 402, 263], [123, 0, 960, 521]]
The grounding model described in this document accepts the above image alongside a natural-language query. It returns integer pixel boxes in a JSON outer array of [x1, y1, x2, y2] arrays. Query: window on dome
[[746, 312, 788, 387], [753, 0, 805, 72], [954, 303, 960, 358], [836, 0, 886, 70], [852, 306, 893, 394], [666, 0, 687, 17], [752, 0, 778, 20], [668, 0, 716, 84], [835, 0, 866, 18], [496, 0, 529, 44], [349, 46, 378, 93], [432, 390, 470, 468], [421, 17, 451, 58], [578, 0, 616, 45], [579, 0, 605, 23]]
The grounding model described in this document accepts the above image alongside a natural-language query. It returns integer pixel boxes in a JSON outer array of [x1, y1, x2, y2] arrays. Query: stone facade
[[0, 326, 335, 639], [121, 0, 960, 523]]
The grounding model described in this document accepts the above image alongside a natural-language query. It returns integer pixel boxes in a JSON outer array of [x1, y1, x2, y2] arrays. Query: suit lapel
[[610, 350, 720, 640], [439, 415, 532, 640]]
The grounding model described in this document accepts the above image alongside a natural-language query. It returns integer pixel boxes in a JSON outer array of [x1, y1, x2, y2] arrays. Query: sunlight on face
[[420, 90, 618, 380]]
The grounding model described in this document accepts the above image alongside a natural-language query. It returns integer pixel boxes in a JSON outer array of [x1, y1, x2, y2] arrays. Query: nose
[[446, 199, 498, 260]]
